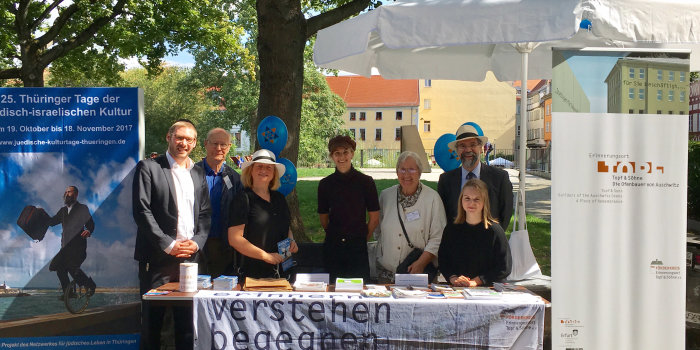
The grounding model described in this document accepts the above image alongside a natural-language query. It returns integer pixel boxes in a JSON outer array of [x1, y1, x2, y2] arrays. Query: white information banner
[[194, 290, 545, 349], [552, 112, 687, 350]]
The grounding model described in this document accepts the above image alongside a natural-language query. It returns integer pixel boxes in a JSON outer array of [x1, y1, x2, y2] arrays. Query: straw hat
[[447, 124, 488, 150], [240, 149, 286, 175]]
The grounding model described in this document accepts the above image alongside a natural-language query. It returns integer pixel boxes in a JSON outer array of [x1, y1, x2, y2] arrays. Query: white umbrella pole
[[518, 51, 528, 231]]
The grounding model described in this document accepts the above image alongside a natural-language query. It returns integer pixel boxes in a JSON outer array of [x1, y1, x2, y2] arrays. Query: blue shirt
[[203, 160, 224, 238]]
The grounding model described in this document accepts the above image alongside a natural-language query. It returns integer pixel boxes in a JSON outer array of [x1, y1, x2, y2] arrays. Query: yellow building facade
[[418, 72, 516, 152]]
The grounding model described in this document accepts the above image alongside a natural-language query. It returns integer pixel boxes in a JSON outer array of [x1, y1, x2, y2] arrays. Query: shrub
[[690, 141, 700, 219]]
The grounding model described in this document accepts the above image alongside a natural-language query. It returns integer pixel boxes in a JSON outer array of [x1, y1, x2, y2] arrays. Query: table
[[189, 287, 545, 350]]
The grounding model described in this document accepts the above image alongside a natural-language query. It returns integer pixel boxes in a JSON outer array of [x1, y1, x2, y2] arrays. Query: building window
[[639, 68, 645, 79], [349, 112, 356, 121], [657, 110, 662, 114], [639, 109, 644, 114], [681, 71, 686, 82], [669, 90, 674, 101], [681, 91, 686, 102], [639, 88, 645, 100], [629, 88, 635, 99], [359, 112, 366, 121], [424, 79, 432, 87], [424, 99, 431, 109], [395, 111, 403, 120], [375, 128, 382, 141], [680, 111, 685, 115], [669, 111, 674, 115], [629, 67, 635, 78], [669, 71, 675, 81], [424, 120, 431, 132], [359, 128, 366, 141], [517, 125, 520, 136], [546, 122, 550, 132], [349, 128, 356, 139], [658, 69, 663, 80], [395, 128, 401, 140], [629, 109, 634, 114], [657, 90, 663, 101], [376, 111, 382, 121]]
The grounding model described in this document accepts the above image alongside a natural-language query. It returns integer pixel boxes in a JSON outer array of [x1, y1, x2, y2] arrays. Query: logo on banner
[[597, 160, 664, 174], [649, 259, 681, 280]]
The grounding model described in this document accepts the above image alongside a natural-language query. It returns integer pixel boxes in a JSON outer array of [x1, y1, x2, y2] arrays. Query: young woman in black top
[[438, 179, 511, 287]]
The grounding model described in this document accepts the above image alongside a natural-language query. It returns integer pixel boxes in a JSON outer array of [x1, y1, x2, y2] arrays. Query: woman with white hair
[[374, 151, 446, 283], [228, 149, 298, 279]]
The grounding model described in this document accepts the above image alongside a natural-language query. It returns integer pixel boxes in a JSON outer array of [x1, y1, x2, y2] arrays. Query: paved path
[[302, 168, 552, 223]]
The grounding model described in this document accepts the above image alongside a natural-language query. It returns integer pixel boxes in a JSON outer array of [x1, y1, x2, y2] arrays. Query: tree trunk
[[20, 47, 46, 87], [256, 0, 310, 242]]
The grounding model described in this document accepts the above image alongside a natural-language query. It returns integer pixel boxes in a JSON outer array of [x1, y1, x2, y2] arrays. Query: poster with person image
[[551, 50, 688, 349], [0, 88, 142, 344]]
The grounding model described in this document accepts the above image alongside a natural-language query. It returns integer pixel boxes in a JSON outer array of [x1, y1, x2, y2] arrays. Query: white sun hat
[[240, 149, 286, 175]]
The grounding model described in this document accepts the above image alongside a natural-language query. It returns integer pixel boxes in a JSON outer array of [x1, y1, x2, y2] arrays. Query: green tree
[[254, 0, 380, 239], [299, 68, 347, 167], [121, 67, 211, 160], [0, 0, 252, 87]]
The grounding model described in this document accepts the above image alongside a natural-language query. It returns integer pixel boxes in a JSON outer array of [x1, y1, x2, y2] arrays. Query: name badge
[[223, 176, 233, 189], [405, 210, 420, 222]]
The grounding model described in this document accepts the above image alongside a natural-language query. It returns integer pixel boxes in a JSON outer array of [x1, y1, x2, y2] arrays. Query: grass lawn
[[297, 168, 335, 178], [296, 178, 551, 276]]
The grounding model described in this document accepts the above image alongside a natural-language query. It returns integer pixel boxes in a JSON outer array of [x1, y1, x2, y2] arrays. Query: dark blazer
[[437, 163, 513, 230], [194, 160, 243, 238], [48, 202, 94, 263], [132, 155, 211, 266]]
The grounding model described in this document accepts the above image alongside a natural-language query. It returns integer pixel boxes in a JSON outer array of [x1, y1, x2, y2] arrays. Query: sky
[[560, 51, 627, 113]]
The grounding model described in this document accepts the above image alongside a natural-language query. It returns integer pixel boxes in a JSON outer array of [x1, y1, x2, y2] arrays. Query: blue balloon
[[580, 19, 592, 30], [434, 134, 461, 172], [257, 115, 288, 157], [277, 158, 297, 196], [463, 122, 484, 136]]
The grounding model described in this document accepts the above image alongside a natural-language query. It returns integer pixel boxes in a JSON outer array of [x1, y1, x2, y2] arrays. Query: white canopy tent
[[314, 0, 700, 229]]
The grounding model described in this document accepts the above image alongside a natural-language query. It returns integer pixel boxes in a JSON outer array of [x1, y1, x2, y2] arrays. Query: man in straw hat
[[437, 124, 513, 230], [133, 119, 211, 349]]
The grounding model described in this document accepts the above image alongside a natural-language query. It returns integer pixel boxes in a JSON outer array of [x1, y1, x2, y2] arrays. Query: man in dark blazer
[[195, 128, 243, 278], [48, 185, 96, 299], [133, 120, 211, 350], [438, 124, 513, 230]]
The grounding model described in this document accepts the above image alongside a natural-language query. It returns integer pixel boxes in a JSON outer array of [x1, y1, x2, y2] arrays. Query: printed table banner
[[194, 290, 545, 350]]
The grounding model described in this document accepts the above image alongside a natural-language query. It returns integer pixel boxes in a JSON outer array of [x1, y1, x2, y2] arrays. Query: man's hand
[[80, 229, 91, 238], [170, 240, 198, 258]]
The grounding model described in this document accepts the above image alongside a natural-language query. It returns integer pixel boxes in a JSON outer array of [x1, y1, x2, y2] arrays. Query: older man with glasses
[[437, 124, 513, 230], [195, 128, 243, 278]]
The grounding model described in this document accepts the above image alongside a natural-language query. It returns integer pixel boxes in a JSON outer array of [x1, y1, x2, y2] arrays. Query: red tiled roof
[[326, 75, 419, 108], [511, 80, 544, 92]]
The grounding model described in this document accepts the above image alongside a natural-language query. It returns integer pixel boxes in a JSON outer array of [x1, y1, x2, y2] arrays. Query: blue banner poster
[[0, 88, 142, 337]]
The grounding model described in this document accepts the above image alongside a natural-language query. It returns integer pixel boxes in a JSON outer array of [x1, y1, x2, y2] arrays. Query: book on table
[[462, 287, 502, 299]]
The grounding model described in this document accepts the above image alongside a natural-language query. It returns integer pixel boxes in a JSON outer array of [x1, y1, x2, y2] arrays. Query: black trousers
[[139, 261, 193, 350], [323, 236, 370, 282], [49, 238, 89, 291]]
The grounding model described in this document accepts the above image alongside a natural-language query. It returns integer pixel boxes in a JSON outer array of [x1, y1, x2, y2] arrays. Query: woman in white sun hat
[[228, 149, 298, 279]]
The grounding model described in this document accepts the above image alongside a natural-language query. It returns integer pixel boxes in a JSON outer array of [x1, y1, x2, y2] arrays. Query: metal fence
[[297, 147, 552, 173]]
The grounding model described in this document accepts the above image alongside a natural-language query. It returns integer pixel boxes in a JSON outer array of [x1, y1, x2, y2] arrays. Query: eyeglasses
[[174, 135, 196, 145], [208, 142, 231, 149], [398, 168, 419, 174], [456, 143, 480, 151]]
